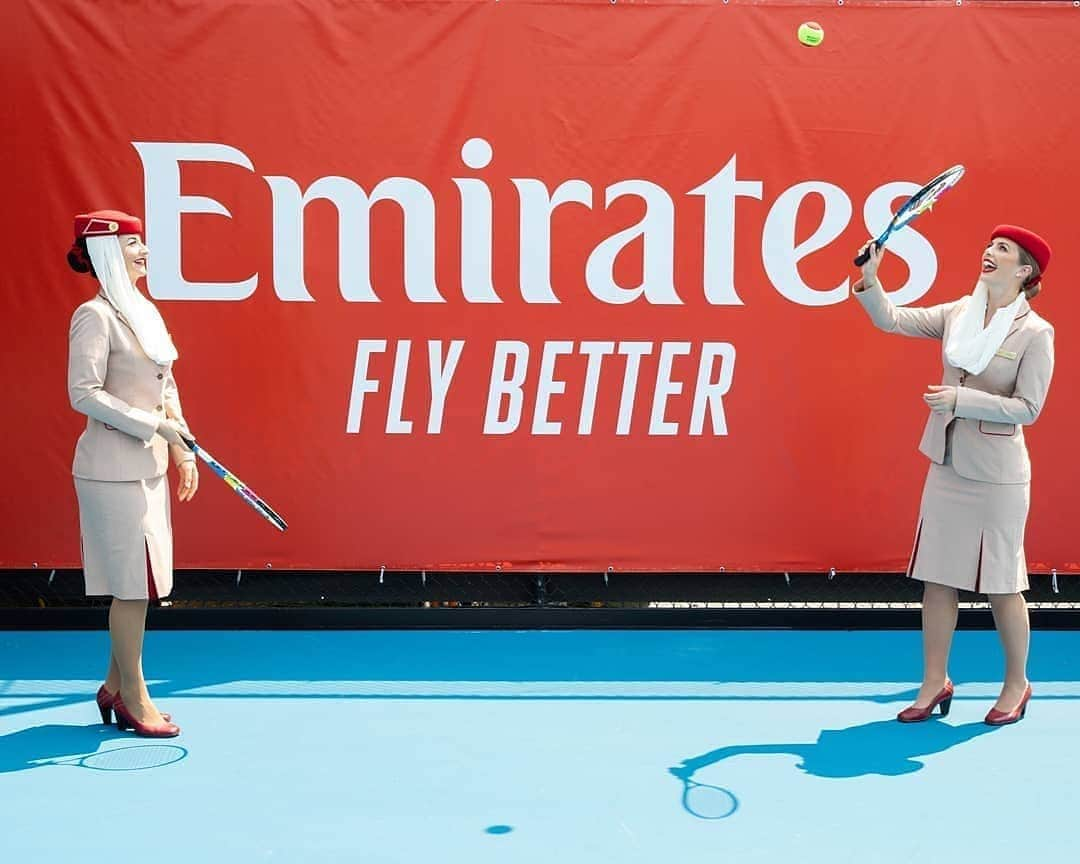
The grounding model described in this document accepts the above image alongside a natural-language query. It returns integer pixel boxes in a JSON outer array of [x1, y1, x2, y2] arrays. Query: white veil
[[86, 235, 177, 365]]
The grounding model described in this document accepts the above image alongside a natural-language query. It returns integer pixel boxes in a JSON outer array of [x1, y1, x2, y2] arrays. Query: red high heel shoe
[[897, 679, 954, 723], [112, 693, 181, 738], [96, 685, 170, 725], [96, 685, 116, 725], [984, 683, 1032, 726]]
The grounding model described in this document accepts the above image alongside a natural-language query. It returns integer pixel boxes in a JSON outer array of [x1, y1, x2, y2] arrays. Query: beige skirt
[[908, 460, 1029, 595], [74, 475, 173, 600]]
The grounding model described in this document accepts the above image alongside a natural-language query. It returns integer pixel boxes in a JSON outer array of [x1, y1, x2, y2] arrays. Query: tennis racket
[[32, 745, 187, 771], [179, 433, 288, 532], [853, 164, 965, 266]]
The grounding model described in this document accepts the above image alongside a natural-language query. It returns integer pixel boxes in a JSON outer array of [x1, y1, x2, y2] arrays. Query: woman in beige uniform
[[67, 209, 198, 738], [854, 224, 1054, 726]]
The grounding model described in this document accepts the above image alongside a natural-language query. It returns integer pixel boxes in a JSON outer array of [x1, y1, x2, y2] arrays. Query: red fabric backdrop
[[2, 1, 1077, 571]]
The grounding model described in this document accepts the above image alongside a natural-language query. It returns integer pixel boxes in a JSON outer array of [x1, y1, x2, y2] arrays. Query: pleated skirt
[[74, 475, 173, 600], [908, 459, 1029, 595]]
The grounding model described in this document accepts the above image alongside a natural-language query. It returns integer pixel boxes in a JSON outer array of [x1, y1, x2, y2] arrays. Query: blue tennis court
[[2, 628, 1077, 861]]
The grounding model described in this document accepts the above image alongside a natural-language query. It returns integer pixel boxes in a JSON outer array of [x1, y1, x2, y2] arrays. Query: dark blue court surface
[[2, 630, 1078, 861]]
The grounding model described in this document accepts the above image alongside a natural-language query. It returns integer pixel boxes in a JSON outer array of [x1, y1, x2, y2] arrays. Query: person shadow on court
[[672, 715, 997, 785], [0, 723, 129, 773]]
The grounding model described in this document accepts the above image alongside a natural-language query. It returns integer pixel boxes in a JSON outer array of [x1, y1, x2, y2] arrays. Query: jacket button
[[156, 405, 163, 411], [157, 373, 164, 380]]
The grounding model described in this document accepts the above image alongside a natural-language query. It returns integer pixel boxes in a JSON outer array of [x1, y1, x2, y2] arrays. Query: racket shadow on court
[[0, 723, 188, 774], [671, 718, 996, 818]]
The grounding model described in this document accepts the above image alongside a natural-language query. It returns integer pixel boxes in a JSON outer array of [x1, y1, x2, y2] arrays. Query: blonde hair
[[1017, 246, 1042, 300]]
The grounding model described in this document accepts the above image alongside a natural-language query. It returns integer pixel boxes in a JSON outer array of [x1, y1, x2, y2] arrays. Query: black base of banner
[[1, 606, 1079, 631], [2, 568, 1076, 605], [2, 568, 1076, 630]]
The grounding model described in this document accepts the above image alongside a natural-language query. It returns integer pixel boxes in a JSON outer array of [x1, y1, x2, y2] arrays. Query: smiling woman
[[118, 233, 149, 281], [852, 224, 1055, 728], [66, 209, 203, 739]]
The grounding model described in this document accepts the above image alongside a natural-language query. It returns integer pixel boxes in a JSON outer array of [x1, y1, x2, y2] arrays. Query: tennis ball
[[797, 21, 824, 47]]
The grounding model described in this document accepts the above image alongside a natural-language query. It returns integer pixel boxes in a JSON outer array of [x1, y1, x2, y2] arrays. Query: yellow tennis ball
[[797, 21, 824, 47]]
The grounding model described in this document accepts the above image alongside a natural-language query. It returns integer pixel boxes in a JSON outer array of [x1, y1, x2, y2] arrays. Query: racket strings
[[682, 781, 739, 819], [896, 168, 963, 226], [79, 745, 187, 771], [912, 180, 960, 215]]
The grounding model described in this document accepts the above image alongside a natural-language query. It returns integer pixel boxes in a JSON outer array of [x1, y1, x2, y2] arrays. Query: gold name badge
[[995, 349, 1018, 360]]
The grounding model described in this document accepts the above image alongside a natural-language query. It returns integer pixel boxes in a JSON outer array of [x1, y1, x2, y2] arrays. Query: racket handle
[[178, 431, 197, 452], [853, 241, 879, 267]]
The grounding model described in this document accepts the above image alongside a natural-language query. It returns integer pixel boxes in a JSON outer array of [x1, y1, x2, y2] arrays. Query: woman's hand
[[858, 239, 884, 288], [177, 461, 199, 502], [923, 385, 957, 415]]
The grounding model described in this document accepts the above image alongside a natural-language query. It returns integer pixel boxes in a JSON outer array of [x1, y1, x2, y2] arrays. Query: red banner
[[2, 1, 1077, 572]]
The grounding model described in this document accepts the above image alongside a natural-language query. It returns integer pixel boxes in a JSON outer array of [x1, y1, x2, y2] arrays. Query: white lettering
[[616, 342, 654, 435], [578, 341, 616, 434], [690, 343, 736, 435], [133, 141, 257, 301], [513, 179, 592, 303], [264, 175, 442, 302], [763, 181, 852, 307], [428, 341, 465, 433], [345, 340, 387, 433], [586, 181, 680, 305], [689, 156, 763, 306], [650, 342, 693, 435], [386, 340, 413, 434], [484, 341, 529, 434], [533, 341, 574, 434]]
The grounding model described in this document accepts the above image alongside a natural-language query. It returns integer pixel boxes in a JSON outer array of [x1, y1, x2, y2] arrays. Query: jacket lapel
[[97, 291, 138, 336], [1005, 298, 1031, 341]]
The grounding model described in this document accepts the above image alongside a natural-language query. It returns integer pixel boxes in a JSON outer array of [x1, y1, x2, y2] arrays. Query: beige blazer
[[68, 295, 194, 481], [853, 278, 1055, 484]]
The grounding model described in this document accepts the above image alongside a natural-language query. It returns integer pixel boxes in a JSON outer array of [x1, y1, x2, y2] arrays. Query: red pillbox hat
[[74, 210, 142, 238], [991, 224, 1050, 286]]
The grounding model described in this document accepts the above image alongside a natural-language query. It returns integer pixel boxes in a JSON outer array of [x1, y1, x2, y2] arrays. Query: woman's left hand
[[177, 461, 199, 502], [923, 384, 957, 415]]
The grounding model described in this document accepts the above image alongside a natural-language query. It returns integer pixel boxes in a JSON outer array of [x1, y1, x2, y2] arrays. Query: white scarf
[[944, 282, 1024, 375], [86, 236, 178, 366]]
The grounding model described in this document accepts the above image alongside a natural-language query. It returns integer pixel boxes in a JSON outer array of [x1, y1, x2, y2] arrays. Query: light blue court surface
[[2, 629, 1079, 862]]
